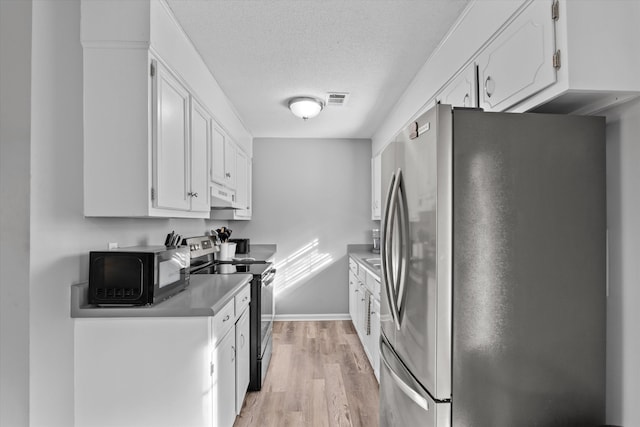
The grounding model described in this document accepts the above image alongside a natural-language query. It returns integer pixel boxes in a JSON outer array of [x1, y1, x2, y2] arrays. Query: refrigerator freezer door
[[381, 104, 453, 401], [379, 336, 451, 427]]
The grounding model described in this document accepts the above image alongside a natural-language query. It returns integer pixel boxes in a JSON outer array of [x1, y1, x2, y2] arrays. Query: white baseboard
[[274, 313, 351, 321]]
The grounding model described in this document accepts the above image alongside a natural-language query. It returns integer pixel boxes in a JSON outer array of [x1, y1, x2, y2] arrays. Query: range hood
[[210, 183, 238, 209]]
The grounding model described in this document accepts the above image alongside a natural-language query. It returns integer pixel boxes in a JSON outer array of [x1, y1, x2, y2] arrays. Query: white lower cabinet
[[235, 308, 250, 415], [212, 327, 237, 427], [370, 298, 381, 381], [348, 255, 381, 382], [74, 284, 251, 427], [348, 269, 359, 325], [75, 317, 214, 427]]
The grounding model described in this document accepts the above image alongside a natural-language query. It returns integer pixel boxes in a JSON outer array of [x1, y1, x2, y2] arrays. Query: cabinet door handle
[[484, 76, 495, 98], [223, 314, 230, 322], [225, 172, 231, 178], [231, 345, 235, 363], [463, 93, 470, 106], [187, 192, 199, 198]]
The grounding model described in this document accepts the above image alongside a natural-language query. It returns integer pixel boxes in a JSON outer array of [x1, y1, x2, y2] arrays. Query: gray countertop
[[226, 243, 277, 263], [71, 273, 252, 318], [347, 244, 381, 281]]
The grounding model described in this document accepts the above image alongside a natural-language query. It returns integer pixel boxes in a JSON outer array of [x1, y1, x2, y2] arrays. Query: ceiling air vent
[[325, 92, 350, 106]]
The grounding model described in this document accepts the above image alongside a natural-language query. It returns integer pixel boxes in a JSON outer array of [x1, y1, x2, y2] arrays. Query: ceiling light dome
[[288, 97, 323, 120]]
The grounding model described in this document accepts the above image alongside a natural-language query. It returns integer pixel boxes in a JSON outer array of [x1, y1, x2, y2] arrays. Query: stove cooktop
[[192, 262, 272, 276]]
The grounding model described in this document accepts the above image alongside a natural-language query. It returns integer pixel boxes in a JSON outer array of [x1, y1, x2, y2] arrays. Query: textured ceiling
[[166, 0, 470, 139]]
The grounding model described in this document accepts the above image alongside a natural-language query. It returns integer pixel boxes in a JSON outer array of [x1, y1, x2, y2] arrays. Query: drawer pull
[[223, 314, 230, 322]]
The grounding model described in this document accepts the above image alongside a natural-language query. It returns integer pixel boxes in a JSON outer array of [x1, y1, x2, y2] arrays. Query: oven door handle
[[262, 269, 276, 286]]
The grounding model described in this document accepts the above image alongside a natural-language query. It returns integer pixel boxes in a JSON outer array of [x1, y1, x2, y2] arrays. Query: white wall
[[232, 138, 376, 318], [0, 1, 32, 425], [23, 1, 229, 425], [603, 96, 640, 426]]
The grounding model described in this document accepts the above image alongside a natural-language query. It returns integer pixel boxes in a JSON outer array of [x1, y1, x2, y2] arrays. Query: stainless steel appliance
[[88, 246, 190, 306], [379, 105, 606, 426], [372, 228, 380, 254], [229, 238, 251, 254], [185, 235, 275, 391]]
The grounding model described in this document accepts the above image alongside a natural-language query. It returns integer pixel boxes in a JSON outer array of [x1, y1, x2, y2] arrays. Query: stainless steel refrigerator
[[379, 104, 606, 426]]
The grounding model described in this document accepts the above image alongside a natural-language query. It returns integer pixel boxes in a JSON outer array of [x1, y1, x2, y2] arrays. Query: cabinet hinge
[[150, 62, 156, 77], [553, 49, 561, 69], [551, 0, 559, 21], [151, 188, 155, 201]]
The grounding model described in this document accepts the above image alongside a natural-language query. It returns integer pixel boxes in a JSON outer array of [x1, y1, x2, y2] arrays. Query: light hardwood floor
[[234, 320, 380, 427]]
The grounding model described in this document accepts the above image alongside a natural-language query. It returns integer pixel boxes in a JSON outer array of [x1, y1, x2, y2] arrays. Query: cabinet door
[[477, 0, 556, 111], [355, 282, 367, 341], [234, 149, 250, 215], [371, 299, 381, 381], [438, 62, 477, 108], [190, 98, 211, 212], [212, 328, 236, 427], [211, 126, 226, 186], [224, 139, 237, 190], [372, 153, 382, 220], [153, 62, 190, 211], [349, 269, 358, 325], [235, 308, 250, 415]]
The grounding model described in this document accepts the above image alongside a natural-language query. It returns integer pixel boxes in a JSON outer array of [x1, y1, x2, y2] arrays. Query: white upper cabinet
[[372, 153, 382, 220], [210, 124, 250, 211], [81, 0, 251, 218], [211, 127, 227, 187], [189, 97, 212, 212], [477, 0, 557, 112], [234, 149, 251, 215], [437, 62, 478, 108], [210, 125, 237, 191], [519, 0, 640, 114], [475, 0, 640, 114], [210, 146, 252, 220], [224, 138, 237, 191], [153, 62, 190, 211]]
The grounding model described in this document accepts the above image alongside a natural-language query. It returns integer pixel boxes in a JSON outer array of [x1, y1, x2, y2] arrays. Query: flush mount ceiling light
[[288, 97, 324, 120]]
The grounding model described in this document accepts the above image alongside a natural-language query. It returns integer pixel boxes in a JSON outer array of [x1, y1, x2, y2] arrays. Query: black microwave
[[88, 246, 190, 306]]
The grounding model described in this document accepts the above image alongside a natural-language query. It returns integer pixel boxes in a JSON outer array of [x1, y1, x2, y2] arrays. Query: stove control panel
[[184, 236, 217, 259]]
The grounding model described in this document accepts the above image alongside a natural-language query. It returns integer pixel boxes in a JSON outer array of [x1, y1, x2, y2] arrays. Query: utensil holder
[[219, 242, 237, 261]]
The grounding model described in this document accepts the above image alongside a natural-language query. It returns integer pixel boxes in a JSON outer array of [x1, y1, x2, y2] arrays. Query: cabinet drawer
[[349, 258, 358, 275], [212, 299, 235, 346], [356, 266, 367, 285], [366, 272, 381, 299], [235, 284, 251, 316]]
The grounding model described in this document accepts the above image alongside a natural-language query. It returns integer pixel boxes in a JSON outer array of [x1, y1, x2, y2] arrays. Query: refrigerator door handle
[[381, 174, 400, 329], [380, 337, 430, 412], [394, 169, 411, 322]]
